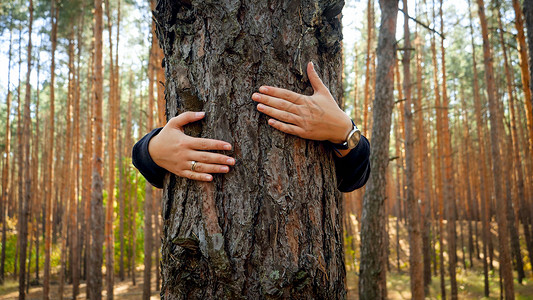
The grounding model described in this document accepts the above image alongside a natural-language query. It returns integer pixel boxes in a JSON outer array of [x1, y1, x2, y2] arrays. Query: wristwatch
[[331, 119, 361, 150]]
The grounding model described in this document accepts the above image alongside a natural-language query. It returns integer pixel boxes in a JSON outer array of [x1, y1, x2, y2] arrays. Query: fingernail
[[205, 175, 212, 181], [310, 61, 314, 69], [259, 86, 268, 93], [252, 93, 260, 100], [227, 158, 235, 165], [224, 144, 231, 150], [221, 166, 229, 172], [257, 104, 264, 110], [268, 119, 275, 125], [196, 112, 205, 117]]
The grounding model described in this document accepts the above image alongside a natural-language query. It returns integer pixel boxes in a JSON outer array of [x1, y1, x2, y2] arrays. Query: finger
[[188, 137, 232, 151], [256, 103, 302, 125], [252, 93, 300, 115], [168, 111, 205, 128], [307, 61, 327, 94], [181, 170, 213, 182], [192, 162, 230, 174], [189, 151, 236, 166], [258, 86, 304, 105], [268, 119, 306, 137]]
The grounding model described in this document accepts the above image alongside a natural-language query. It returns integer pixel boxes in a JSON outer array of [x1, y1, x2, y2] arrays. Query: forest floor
[[1, 217, 533, 299], [0, 266, 161, 300], [345, 217, 533, 299]]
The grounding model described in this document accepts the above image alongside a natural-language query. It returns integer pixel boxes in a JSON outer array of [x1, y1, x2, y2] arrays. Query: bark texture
[[358, 0, 398, 299], [154, 0, 345, 298]]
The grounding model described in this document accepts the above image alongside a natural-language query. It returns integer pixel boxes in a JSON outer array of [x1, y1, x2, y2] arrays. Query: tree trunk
[[44, 1, 58, 298], [363, 0, 375, 132], [521, 0, 533, 165], [359, 1, 398, 299], [476, 0, 515, 298], [414, 22, 432, 291], [496, 5, 526, 283], [0, 7, 14, 286], [513, 0, 533, 268], [104, 0, 116, 297], [154, 1, 346, 298], [89, 0, 105, 297], [468, 0, 490, 295], [401, 2, 424, 298], [429, 3, 445, 296], [19, 1, 33, 298], [142, 15, 156, 298], [438, 1, 458, 298]]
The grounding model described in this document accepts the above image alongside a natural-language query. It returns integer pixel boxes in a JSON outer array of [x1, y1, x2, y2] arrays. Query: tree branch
[[399, 8, 444, 39]]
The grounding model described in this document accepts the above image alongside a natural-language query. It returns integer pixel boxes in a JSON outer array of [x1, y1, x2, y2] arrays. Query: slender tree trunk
[[459, 92, 475, 271], [512, 0, 533, 268], [468, 0, 490, 295], [19, 2, 33, 298], [44, 2, 58, 298], [34, 41, 42, 285], [414, 23, 432, 291], [429, 3, 445, 296], [476, 0, 515, 298], [89, 0, 105, 297], [496, 5, 526, 283], [520, 0, 533, 164], [359, 1, 398, 299], [104, 0, 116, 297], [126, 73, 136, 286], [0, 7, 14, 286], [363, 0, 375, 132], [401, 3, 424, 297], [438, 1, 458, 298], [142, 20, 155, 300]]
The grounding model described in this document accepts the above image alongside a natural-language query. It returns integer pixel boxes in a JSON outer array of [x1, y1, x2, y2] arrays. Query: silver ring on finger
[[191, 161, 198, 171]]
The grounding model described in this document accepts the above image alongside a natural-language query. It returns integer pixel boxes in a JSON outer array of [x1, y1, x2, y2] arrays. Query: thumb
[[307, 61, 327, 94], [168, 111, 205, 128]]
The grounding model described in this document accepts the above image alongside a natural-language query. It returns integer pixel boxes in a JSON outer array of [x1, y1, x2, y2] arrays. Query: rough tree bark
[[359, 0, 398, 299], [153, 0, 345, 298]]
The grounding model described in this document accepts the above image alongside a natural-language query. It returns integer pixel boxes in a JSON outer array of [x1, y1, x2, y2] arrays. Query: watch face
[[347, 130, 361, 149]]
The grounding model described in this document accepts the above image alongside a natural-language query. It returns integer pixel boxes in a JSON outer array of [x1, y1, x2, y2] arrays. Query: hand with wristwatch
[[252, 61, 362, 157]]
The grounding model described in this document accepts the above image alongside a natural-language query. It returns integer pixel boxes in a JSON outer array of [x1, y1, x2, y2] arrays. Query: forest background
[[0, 0, 533, 299]]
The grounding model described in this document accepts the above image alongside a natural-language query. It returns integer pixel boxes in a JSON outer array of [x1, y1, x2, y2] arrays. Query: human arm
[[132, 112, 236, 188]]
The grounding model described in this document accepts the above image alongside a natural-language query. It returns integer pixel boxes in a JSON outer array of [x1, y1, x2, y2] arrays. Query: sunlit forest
[[0, 0, 532, 299]]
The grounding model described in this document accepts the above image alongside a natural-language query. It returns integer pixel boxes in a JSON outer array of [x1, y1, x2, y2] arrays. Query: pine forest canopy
[[0, 0, 533, 299]]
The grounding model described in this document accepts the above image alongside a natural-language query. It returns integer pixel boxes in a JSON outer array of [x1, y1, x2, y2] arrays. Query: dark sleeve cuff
[[132, 127, 167, 189], [332, 135, 371, 192]]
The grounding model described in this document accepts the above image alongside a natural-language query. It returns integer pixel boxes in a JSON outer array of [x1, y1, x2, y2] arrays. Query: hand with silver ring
[[148, 111, 236, 182]]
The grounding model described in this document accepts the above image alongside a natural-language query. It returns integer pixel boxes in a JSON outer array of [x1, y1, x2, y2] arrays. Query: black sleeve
[[332, 135, 371, 193], [132, 127, 168, 189]]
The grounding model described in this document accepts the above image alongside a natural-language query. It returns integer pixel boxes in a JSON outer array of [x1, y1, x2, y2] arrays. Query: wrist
[[328, 112, 353, 144], [148, 134, 162, 167]]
